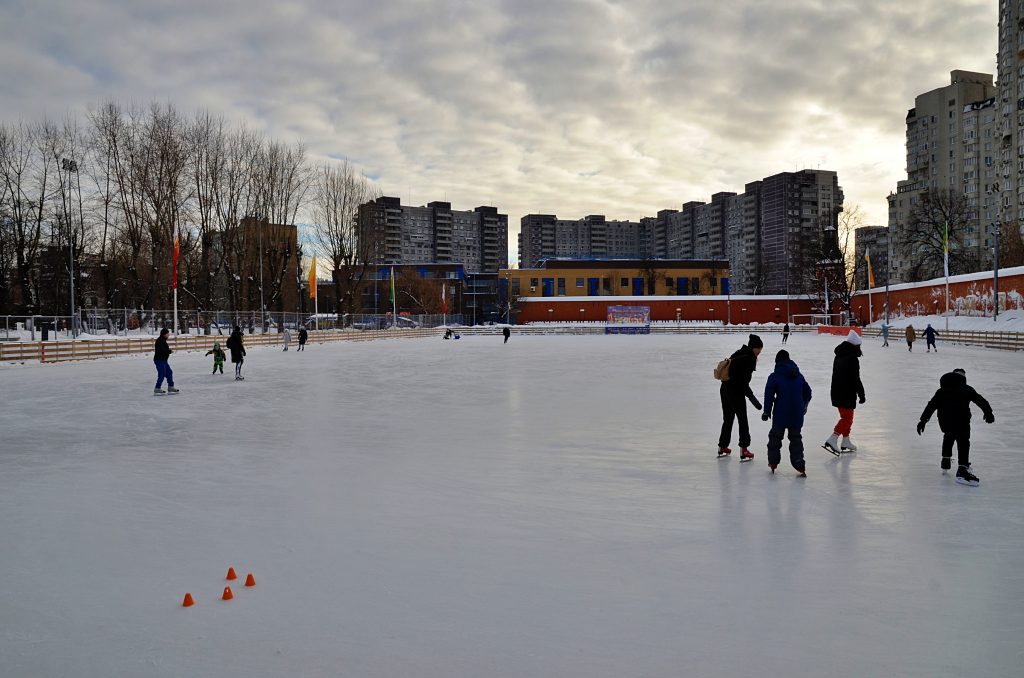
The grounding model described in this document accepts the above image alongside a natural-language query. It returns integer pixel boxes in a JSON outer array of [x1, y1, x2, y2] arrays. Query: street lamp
[[994, 223, 1002, 321], [548, 308, 553, 323], [579, 308, 585, 323], [61, 158, 78, 336], [675, 307, 681, 327]]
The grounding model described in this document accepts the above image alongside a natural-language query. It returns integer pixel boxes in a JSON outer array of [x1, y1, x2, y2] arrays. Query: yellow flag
[[865, 249, 875, 289], [309, 256, 317, 299]]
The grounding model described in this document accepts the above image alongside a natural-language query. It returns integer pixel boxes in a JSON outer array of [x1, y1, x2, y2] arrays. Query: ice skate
[[154, 387, 166, 395], [796, 469, 807, 478], [955, 465, 979, 487], [167, 386, 179, 394], [941, 457, 951, 473], [739, 448, 754, 462], [840, 436, 858, 453], [235, 375, 245, 381], [768, 463, 777, 474], [822, 433, 841, 456], [717, 447, 731, 459]]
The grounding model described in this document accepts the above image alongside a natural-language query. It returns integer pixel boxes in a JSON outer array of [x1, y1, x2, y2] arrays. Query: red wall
[[518, 297, 815, 324], [849, 270, 1024, 325]]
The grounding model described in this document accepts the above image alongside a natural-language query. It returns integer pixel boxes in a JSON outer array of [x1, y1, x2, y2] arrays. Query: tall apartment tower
[[997, 3, 1024, 243], [853, 226, 890, 291], [358, 196, 508, 273], [518, 214, 643, 267], [887, 70, 996, 282]]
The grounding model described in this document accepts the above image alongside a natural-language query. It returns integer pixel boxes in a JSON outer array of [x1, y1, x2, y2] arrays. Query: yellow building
[[500, 259, 731, 298]]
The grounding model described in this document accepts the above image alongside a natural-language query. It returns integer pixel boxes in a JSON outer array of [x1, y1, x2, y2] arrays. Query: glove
[[916, 420, 926, 435], [858, 394, 866, 405], [749, 396, 762, 411], [761, 412, 770, 422], [984, 412, 995, 424]]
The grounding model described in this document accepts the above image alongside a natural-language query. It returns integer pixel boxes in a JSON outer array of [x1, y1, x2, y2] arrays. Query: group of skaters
[[716, 330, 994, 486], [879, 322, 939, 352], [153, 325, 311, 394]]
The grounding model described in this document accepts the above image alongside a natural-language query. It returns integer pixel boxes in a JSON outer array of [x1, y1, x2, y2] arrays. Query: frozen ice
[[1, 331, 1022, 677]]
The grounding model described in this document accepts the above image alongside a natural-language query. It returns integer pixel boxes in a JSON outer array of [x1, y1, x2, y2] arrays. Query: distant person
[[444, 328, 453, 340], [153, 328, 178, 395], [782, 322, 790, 344], [716, 334, 763, 461], [881, 321, 890, 347], [298, 325, 308, 351], [283, 327, 291, 352], [762, 349, 812, 477], [917, 368, 994, 487], [226, 325, 247, 380], [205, 341, 226, 375], [823, 330, 865, 455], [503, 326, 511, 344], [924, 324, 938, 352], [906, 324, 916, 352]]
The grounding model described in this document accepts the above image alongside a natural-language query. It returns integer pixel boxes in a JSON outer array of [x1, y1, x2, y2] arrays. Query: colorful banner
[[172, 233, 179, 289], [309, 256, 317, 299]]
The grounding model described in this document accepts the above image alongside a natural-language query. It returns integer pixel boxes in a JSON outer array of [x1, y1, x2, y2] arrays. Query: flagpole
[[391, 265, 397, 328], [173, 226, 179, 337], [944, 222, 950, 332]]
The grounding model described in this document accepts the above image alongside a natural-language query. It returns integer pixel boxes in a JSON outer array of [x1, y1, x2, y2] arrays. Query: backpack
[[714, 357, 732, 381]]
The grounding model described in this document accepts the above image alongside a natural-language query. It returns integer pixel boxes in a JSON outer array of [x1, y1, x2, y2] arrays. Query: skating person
[[782, 322, 790, 344], [917, 368, 994, 487], [761, 349, 812, 477], [880, 321, 890, 347], [503, 326, 511, 344], [153, 328, 178, 394], [924, 324, 938, 352], [283, 327, 291, 351], [906, 324, 916, 351], [226, 325, 247, 380], [717, 333, 764, 461], [823, 330, 865, 455], [205, 341, 226, 374], [298, 326, 307, 351]]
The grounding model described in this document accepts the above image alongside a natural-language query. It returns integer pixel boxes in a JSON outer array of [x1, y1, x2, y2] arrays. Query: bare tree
[[903, 189, 975, 281], [999, 220, 1024, 268], [638, 257, 666, 295]]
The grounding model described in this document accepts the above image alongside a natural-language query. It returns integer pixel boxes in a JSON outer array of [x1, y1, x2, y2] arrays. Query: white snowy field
[[1, 333, 1022, 678]]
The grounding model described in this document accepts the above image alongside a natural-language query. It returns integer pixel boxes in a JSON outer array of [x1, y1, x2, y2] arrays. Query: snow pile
[[869, 309, 1024, 332]]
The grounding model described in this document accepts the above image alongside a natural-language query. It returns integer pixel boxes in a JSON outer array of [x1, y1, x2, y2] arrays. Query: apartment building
[[853, 226, 890, 291]]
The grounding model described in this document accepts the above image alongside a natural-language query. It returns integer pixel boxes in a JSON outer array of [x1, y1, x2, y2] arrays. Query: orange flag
[[309, 257, 317, 299]]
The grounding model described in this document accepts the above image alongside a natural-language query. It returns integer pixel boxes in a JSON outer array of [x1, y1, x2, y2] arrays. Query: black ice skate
[[955, 465, 979, 487]]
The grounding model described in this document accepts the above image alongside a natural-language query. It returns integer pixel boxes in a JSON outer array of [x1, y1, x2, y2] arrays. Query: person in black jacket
[[782, 322, 790, 344], [226, 325, 247, 380], [503, 326, 511, 344], [153, 328, 178, 394], [823, 330, 865, 455], [718, 333, 763, 460], [298, 325, 308, 351], [917, 368, 994, 486]]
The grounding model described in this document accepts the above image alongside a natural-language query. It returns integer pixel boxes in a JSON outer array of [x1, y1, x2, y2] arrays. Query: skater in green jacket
[[205, 342, 226, 374]]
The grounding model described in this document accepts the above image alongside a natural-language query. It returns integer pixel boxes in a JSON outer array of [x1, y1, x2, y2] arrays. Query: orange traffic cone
[[222, 586, 233, 601], [226, 567, 238, 581], [244, 573, 256, 587], [182, 592, 194, 607]]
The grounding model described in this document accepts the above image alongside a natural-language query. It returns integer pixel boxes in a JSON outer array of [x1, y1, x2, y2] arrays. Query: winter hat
[[953, 368, 966, 376], [845, 329, 862, 346], [748, 334, 764, 349], [775, 349, 790, 363]]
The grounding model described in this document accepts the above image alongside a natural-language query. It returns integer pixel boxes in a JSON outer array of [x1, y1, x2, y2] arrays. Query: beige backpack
[[713, 357, 732, 381]]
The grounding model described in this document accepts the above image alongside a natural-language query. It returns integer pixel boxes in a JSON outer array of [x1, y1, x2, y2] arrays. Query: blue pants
[[155, 360, 173, 388], [767, 425, 804, 471]]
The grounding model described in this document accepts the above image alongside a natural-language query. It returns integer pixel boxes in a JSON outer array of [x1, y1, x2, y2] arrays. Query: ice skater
[[782, 322, 790, 344], [227, 325, 247, 380], [880, 321, 890, 347], [298, 325, 307, 351], [503, 326, 511, 344], [205, 341, 226, 374], [283, 327, 291, 351], [906, 324, 916, 351], [823, 330, 865, 455], [924, 324, 938, 352], [917, 368, 994, 486], [761, 349, 812, 477], [153, 328, 178, 394], [717, 333, 764, 461]]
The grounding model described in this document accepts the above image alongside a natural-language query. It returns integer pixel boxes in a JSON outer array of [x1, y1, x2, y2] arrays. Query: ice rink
[[1, 331, 1022, 677]]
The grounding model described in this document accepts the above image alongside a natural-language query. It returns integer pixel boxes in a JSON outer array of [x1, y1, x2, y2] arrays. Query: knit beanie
[[748, 334, 764, 349], [775, 349, 790, 363]]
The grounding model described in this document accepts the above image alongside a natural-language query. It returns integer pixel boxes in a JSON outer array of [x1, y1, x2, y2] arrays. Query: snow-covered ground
[[1, 333, 1022, 677], [869, 309, 1024, 332]]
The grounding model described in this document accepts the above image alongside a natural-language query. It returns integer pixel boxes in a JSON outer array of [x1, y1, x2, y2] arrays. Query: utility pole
[[994, 223, 1001, 321], [62, 158, 77, 337]]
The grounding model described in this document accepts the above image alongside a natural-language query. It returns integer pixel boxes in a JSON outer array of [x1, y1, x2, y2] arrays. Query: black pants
[[942, 425, 971, 466], [782, 333, 789, 344], [927, 339, 936, 351], [719, 388, 750, 448], [767, 425, 804, 471]]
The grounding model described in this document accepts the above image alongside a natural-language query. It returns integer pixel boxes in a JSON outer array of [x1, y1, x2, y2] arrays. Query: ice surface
[[1, 333, 1022, 677]]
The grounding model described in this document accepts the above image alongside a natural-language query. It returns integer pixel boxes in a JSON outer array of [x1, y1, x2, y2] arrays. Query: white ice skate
[[840, 436, 857, 453], [822, 433, 841, 457]]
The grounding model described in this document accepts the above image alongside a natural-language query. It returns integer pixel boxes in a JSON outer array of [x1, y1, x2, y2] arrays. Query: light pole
[[994, 223, 1001, 321], [579, 308, 585, 323], [61, 158, 77, 336]]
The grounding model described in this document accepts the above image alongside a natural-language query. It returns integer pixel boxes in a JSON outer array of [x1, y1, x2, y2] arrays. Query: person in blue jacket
[[924, 324, 938, 352], [761, 349, 813, 477]]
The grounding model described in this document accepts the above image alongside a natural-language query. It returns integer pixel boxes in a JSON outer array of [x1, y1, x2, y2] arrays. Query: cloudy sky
[[0, 0, 998, 264]]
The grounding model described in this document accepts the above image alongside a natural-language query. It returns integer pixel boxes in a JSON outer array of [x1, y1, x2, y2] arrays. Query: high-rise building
[[854, 226, 890, 291], [997, 2, 1024, 242], [887, 70, 997, 282], [518, 214, 644, 267], [357, 197, 508, 273]]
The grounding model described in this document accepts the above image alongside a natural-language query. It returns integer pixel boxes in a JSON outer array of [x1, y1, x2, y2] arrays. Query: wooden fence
[[859, 327, 1024, 351]]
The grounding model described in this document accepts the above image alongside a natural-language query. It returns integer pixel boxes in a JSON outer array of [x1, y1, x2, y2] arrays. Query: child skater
[[205, 341, 226, 374], [917, 368, 994, 486], [762, 350, 812, 477]]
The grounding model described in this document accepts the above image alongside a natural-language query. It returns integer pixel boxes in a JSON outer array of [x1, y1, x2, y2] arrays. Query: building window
[[557, 278, 566, 296], [620, 278, 628, 288], [575, 277, 584, 288], [666, 277, 674, 288]]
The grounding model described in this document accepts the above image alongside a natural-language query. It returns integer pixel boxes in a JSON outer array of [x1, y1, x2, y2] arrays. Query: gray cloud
[[0, 0, 998, 262]]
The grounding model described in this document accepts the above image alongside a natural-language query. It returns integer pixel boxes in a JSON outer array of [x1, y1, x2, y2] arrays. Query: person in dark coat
[[503, 326, 511, 344], [153, 328, 178, 394], [781, 322, 790, 344], [905, 324, 916, 351], [226, 325, 247, 380], [823, 330, 865, 454], [762, 349, 812, 476], [298, 326, 308, 351], [924, 324, 938, 352], [718, 334, 764, 460], [917, 368, 994, 486]]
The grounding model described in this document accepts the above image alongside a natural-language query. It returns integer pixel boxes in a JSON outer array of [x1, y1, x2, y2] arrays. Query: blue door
[[588, 278, 599, 296], [632, 278, 644, 295], [542, 278, 554, 297], [677, 277, 688, 295], [721, 277, 730, 295]]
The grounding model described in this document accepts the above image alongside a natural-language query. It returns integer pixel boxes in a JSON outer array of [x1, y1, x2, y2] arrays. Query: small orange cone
[[226, 567, 237, 580], [222, 586, 233, 601], [244, 573, 256, 587], [182, 592, 194, 607]]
